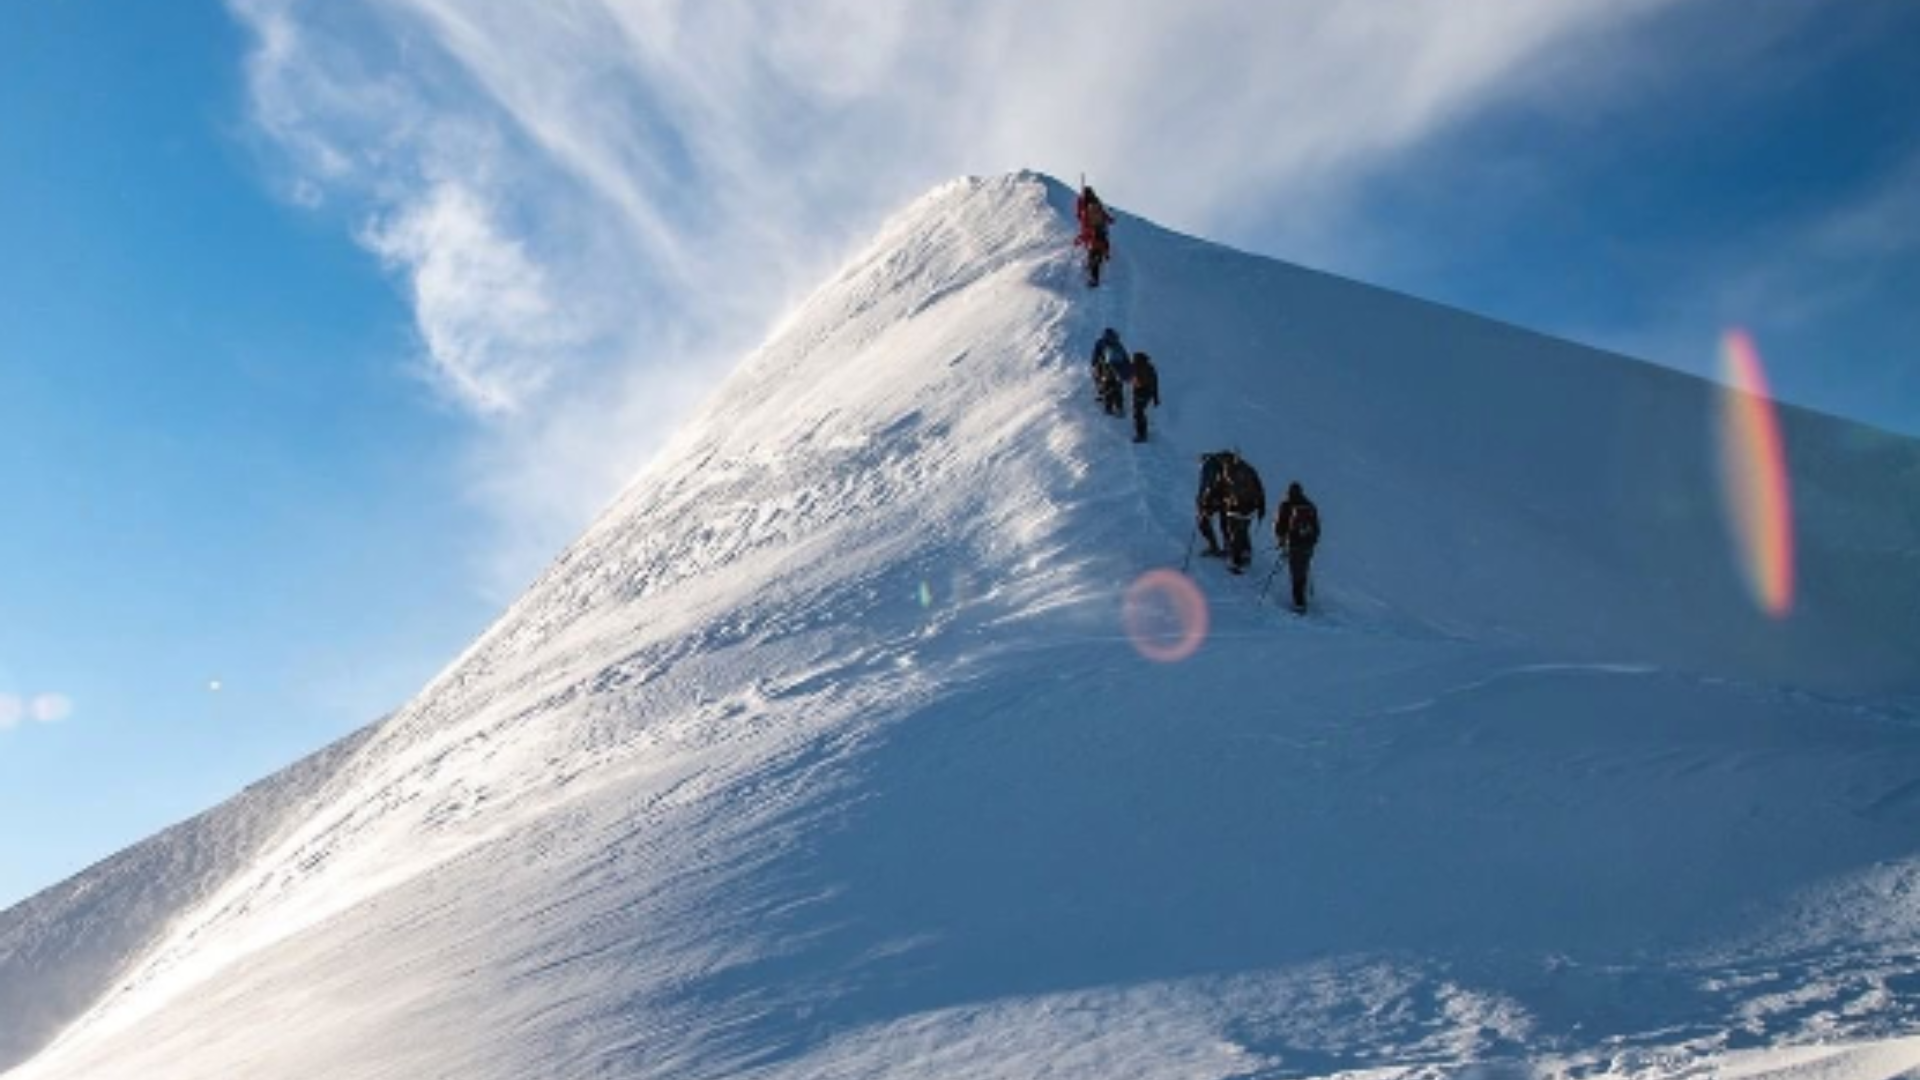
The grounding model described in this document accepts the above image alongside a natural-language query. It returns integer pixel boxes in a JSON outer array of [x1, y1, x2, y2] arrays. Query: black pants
[[1288, 547, 1315, 608], [1133, 397, 1149, 440], [1196, 510, 1222, 554], [1224, 514, 1254, 568]]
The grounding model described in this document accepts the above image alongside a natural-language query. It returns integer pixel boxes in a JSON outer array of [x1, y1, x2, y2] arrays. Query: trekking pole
[[1180, 528, 1197, 573], [1258, 546, 1285, 601]]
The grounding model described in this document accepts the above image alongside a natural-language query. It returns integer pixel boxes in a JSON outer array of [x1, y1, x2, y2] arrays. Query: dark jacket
[[1223, 459, 1265, 520], [1131, 355, 1159, 407], [1090, 331, 1131, 380], [1196, 451, 1235, 511], [1275, 491, 1321, 551]]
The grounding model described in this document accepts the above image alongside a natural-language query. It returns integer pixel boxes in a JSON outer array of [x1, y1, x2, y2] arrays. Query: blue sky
[[2, 1, 1917, 908], [0, 2, 495, 905]]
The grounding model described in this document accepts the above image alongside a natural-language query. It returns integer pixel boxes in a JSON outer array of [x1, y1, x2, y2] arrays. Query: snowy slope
[[5, 173, 1919, 1080], [0, 729, 371, 1071]]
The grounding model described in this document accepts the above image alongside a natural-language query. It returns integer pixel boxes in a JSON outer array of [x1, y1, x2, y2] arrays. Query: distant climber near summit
[[1075, 184, 1114, 287]]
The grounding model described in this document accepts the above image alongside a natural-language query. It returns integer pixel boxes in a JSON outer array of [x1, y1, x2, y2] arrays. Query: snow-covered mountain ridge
[[4, 173, 1918, 1079]]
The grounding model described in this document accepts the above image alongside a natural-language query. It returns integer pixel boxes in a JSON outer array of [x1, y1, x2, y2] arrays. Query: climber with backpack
[[1220, 454, 1267, 573], [1076, 184, 1115, 287], [1273, 482, 1322, 611], [1194, 451, 1236, 557], [1089, 328, 1130, 416], [1129, 351, 1160, 443], [1092, 357, 1124, 415]]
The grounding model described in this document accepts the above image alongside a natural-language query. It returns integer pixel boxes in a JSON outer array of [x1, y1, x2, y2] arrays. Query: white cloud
[[363, 181, 590, 415], [30, 694, 74, 725], [0, 692, 74, 732], [226, 0, 1690, 595]]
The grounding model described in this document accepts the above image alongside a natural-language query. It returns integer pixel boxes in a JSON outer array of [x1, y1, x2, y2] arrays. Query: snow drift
[[4, 173, 1918, 1080]]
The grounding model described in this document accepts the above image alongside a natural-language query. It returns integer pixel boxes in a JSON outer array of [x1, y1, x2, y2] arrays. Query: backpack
[[1078, 193, 1113, 244], [1287, 501, 1320, 547], [1132, 358, 1158, 399], [1198, 452, 1230, 488], [1197, 452, 1233, 508], [1226, 460, 1264, 514]]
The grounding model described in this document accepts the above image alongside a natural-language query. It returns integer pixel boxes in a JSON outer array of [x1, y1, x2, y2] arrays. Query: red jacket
[[1076, 192, 1113, 247]]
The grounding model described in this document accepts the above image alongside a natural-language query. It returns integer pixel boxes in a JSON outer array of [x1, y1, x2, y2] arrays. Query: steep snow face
[[6, 173, 1919, 1080], [0, 730, 371, 1072], [1104, 206, 1920, 693]]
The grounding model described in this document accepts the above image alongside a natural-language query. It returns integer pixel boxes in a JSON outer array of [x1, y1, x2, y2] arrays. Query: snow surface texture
[[4, 173, 1918, 1079]]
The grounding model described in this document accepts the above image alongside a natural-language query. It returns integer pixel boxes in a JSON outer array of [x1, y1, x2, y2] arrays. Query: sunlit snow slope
[[6, 173, 1919, 1080]]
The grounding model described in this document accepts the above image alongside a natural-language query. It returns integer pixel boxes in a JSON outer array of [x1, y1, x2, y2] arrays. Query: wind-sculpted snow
[[5, 173, 1918, 1080], [0, 728, 372, 1071]]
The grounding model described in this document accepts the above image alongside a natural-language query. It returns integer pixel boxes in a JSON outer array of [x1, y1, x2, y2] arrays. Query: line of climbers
[[1088, 327, 1158, 443], [1086, 327, 1322, 612], [1194, 451, 1321, 612], [1075, 183, 1324, 613]]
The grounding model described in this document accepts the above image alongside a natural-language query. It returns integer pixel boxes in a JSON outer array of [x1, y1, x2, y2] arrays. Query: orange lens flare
[[1122, 569, 1210, 663], [1714, 329, 1796, 619]]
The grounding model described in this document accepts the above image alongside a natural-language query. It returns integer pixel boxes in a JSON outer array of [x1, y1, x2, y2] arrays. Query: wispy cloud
[[1585, 146, 1920, 405], [0, 693, 74, 732], [226, 0, 1690, 594], [1705, 150, 1920, 337], [363, 180, 590, 415], [1807, 152, 1920, 264], [31, 694, 73, 724]]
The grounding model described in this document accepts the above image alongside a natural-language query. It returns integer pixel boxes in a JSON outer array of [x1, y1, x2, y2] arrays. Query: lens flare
[[1122, 569, 1210, 663], [1714, 329, 1796, 619]]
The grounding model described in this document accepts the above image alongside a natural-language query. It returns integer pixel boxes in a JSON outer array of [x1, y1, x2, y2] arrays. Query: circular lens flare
[[1715, 329, 1796, 619], [1122, 569, 1210, 663]]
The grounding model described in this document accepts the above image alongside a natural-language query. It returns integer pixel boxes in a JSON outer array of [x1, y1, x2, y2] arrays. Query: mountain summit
[[6, 173, 1919, 1079]]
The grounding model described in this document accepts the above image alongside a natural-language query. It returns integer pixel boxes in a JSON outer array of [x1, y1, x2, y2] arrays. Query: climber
[[1273, 482, 1322, 611], [1130, 351, 1160, 442], [1076, 185, 1115, 287]]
